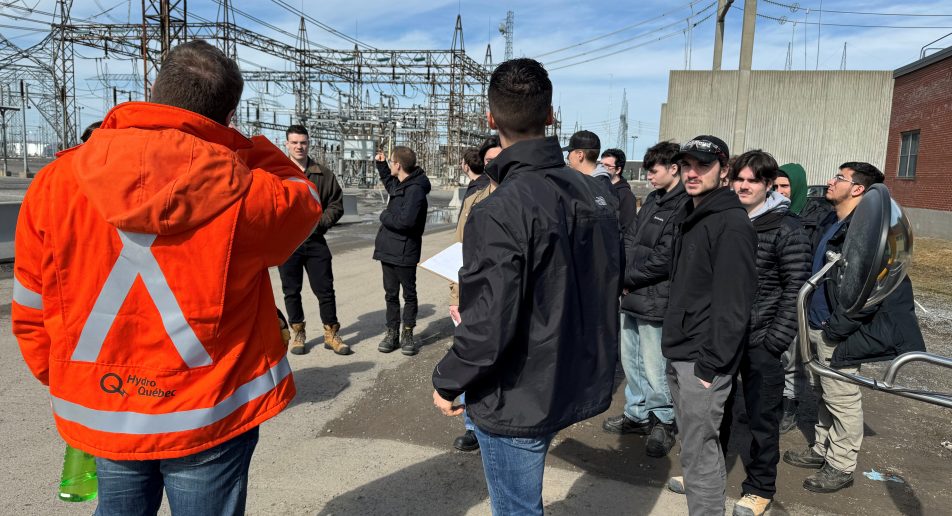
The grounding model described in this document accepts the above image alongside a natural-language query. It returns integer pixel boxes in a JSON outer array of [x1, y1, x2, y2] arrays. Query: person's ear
[[545, 106, 554, 126], [487, 111, 497, 130]]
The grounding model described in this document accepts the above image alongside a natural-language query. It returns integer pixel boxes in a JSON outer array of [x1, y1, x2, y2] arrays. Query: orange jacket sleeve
[[12, 172, 52, 386]]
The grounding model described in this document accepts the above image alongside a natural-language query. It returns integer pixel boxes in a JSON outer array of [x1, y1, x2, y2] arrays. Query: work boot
[[453, 430, 479, 452], [783, 447, 825, 469], [667, 476, 685, 495], [733, 494, 771, 516], [803, 463, 854, 493], [278, 314, 291, 348], [323, 323, 352, 355], [400, 326, 419, 356], [645, 416, 677, 458], [289, 322, 307, 355], [378, 327, 400, 353], [779, 397, 798, 434], [602, 414, 652, 435]]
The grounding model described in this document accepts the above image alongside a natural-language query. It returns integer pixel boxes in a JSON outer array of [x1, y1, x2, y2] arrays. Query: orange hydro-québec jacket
[[10, 102, 322, 460]]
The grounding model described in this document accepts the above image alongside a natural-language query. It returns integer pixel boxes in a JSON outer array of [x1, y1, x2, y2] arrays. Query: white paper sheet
[[419, 242, 463, 283]]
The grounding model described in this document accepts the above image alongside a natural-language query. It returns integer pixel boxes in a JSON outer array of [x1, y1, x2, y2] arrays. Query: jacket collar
[[485, 136, 565, 184], [657, 181, 686, 205], [99, 102, 253, 151]]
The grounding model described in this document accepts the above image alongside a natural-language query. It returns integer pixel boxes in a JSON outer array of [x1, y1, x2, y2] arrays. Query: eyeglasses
[[682, 139, 727, 159], [832, 174, 859, 185], [599, 162, 620, 170]]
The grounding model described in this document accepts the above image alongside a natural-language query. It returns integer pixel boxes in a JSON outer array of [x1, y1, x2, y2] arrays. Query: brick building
[[885, 46, 952, 239]]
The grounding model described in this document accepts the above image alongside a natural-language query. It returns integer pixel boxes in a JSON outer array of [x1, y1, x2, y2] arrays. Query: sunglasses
[[682, 139, 727, 159]]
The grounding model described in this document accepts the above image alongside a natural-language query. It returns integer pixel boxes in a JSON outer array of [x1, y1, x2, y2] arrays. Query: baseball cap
[[562, 130, 601, 152], [674, 135, 729, 165]]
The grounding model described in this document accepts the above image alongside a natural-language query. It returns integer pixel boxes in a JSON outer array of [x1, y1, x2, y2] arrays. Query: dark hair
[[729, 149, 779, 183], [488, 58, 552, 138], [839, 161, 884, 188], [286, 124, 308, 138], [478, 135, 501, 162], [462, 147, 483, 175], [579, 149, 599, 163], [80, 121, 102, 143], [601, 148, 626, 169], [642, 141, 680, 171], [391, 146, 417, 171], [151, 40, 243, 125]]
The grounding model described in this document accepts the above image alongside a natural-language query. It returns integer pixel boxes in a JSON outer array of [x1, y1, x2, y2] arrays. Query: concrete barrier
[[339, 193, 360, 224], [448, 187, 467, 209], [0, 202, 20, 262]]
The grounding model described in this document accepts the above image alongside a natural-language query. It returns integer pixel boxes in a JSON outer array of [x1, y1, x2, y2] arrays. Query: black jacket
[[747, 201, 812, 355], [613, 180, 638, 235], [661, 187, 757, 382], [372, 161, 431, 266], [800, 197, 833, 243], [813, 211, 926, 367], [620, 181, 689, 321], [297, 158, 344, 251], [432, 136, 622, 437]]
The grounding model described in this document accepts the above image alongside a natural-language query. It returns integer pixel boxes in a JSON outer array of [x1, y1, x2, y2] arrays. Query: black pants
[[719, 343, 785, 499], [278, 241, 338, 326], [381, 262, 417, 329]]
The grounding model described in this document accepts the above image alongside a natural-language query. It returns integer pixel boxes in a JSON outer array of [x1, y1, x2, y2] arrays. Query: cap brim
[[561, 145, 573, 152], [674, 149, 718, 165]]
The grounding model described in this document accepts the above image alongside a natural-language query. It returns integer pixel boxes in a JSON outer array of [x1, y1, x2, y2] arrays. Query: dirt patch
[[908, 237, 952, 300]]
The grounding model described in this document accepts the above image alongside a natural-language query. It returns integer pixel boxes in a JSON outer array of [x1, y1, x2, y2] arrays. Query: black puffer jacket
[[613, 180, 638, 235], [432, 136, 622, 437], [372, 161, 431, 266], [620, 181, 689, 321], [747, 196, 812, 355]]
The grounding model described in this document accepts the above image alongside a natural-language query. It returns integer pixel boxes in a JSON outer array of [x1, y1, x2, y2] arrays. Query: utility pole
[[20, 80, 29, 177], [712, 0, 734, 70]]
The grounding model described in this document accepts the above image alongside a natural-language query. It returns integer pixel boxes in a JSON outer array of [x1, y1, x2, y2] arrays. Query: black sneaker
[[783, 447, 825, 469], [646, 418, 677, 457], [602, 414, 652, 435], [779, 397, 798, 434], [453, 430, 479, 452], [400, 326, 419, 356], [803, 463, 854, 493], [378, 328, 400, 353]]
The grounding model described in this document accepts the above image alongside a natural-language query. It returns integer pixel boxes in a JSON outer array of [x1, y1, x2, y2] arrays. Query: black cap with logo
[[674, 135, 730, 165], [562, 130, 601, 152]]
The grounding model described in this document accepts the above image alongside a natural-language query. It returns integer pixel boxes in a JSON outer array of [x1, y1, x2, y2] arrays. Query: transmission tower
[[617, 89, 628, 151], [499, 11, 514, 61]]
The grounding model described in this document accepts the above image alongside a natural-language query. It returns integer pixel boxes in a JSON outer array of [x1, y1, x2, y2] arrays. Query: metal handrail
[[797, 253, 952, 409]]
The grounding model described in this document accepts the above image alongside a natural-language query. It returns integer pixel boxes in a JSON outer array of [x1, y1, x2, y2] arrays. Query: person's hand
[[449, 305, 461, 325], [375, 151, 386, 162], [433, 390, 464, 416], [698, 378, 712, 389], [622, 288, 630, 296]]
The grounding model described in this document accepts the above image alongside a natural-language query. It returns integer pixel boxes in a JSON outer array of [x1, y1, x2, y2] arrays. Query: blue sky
[[4, 0, 952, 157]]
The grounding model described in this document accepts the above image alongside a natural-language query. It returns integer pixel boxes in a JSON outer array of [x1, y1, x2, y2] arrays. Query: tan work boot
[[278, 316, 291, 348], [289, 322, 307, 355], [732, 494, 771, 516], [323, 323, 352, 355]]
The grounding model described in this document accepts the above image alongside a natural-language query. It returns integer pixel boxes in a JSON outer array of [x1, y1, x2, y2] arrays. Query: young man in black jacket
[[278, 125, 349, 355], [600, 148, 638, 234], [721, 150, 812, 516], [662, 135, 757, 516], [373, 146, 431, 356], [431, 58, 621, 516], [783, 162, 925, 493], [604, 141, 686, 460]]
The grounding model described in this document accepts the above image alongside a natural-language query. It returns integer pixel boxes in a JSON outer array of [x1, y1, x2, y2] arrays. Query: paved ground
[[1, 192, 950, 515]]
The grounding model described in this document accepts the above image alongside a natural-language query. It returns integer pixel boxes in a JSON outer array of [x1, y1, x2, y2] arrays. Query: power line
[[269, 0, 377, 50], [751, 6, 952, 29], [762, 0, 952, 18]]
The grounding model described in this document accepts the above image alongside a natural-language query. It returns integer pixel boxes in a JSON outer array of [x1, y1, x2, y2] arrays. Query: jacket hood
[[397, 166, 432, 193], [780, 163, 808, 215], [592, 164, 613, 180], [749, 190, 790, 221], [70, 102, 254, 235], [485, 136, 565, 184], [682, 187, 746, 229]]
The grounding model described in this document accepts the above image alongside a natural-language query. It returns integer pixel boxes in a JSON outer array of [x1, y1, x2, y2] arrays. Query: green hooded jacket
[[780, 163, 808, 215]]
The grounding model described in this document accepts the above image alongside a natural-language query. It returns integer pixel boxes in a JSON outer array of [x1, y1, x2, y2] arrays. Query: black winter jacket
[[372, 161, 431, 266], [613, 180, 638, 235], [432, 136, 622, 437], [662, 187, 757, 382], [620, 181, 689, 321], [747, 201, 812, 355], [812, 211, 926, 367], [297, 158, 344, 251]]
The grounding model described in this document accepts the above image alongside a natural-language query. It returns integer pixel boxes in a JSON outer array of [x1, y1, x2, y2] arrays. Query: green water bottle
[[58, 445, 98, 502]]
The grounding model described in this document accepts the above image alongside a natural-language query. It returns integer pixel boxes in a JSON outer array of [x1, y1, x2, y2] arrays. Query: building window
[[898, 131, 919, 179]]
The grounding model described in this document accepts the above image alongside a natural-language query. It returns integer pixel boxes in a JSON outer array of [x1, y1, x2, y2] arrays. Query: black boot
[[378, 327, 400, 353], [453, 430, 479, 452], [783, 447, 825, 469], [645, 415, 677, 458], [601, 414, 652, 435], [779, 397, 798, 434], [803, 463, 854, 493], [400, 326, 419, 356]]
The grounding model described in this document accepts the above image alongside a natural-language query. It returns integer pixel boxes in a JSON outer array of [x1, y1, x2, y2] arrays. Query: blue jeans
[[619, 313, 674, 424], [94, 427, 259, 516], [460, 392, 475, 431], [474, 426, 555, 516]]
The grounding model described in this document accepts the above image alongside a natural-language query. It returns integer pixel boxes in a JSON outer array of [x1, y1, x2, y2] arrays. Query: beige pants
[[809, 328, 864, 473]]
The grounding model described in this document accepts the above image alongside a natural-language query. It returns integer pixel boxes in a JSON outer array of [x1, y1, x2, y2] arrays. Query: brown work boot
[[289, 322, 308, 355], [732, 494, 771, 516], [278, 317, 291, 348], [323, 323, 352, 355]]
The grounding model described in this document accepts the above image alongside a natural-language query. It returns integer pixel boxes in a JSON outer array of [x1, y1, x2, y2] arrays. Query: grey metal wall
[[659, 70, 894, 186]]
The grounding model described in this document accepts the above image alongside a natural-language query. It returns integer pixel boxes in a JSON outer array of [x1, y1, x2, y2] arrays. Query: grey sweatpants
[[668, 360, 734, 516]]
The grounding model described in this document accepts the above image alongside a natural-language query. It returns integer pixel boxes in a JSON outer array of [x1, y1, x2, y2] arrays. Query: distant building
[[884, 46, 952, 239]]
